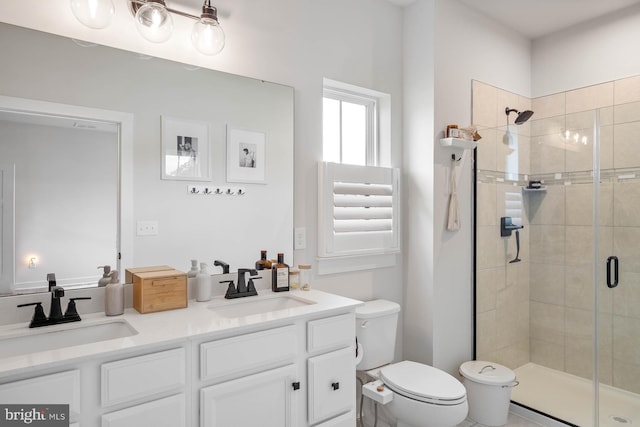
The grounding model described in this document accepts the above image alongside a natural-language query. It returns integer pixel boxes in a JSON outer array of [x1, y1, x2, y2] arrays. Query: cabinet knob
[[331, 382, 340, 391], [292, 381, 301, 391]]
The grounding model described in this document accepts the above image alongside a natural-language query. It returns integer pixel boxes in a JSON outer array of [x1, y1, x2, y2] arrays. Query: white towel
[[447, 156, 461, 231]]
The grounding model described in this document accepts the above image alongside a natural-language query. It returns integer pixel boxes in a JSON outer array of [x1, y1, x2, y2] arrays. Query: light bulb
[[134, 1, 173, 43], [70, 0, 114, 29], [192, 18, 225, 55]]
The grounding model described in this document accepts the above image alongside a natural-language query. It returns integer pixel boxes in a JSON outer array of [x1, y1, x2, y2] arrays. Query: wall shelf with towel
[[440, 137, 478, 149]]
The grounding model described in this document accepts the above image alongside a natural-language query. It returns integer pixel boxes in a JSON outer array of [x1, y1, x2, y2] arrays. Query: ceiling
[[455, 0, 640, 39], [164, 0, 640, 40]]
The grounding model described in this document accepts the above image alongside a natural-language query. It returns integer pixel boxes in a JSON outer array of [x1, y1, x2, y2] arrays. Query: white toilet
[[356, 300, 468, 427]]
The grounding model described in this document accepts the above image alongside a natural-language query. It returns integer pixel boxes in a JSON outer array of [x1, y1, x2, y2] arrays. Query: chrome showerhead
[[505, 107, 534, 125]]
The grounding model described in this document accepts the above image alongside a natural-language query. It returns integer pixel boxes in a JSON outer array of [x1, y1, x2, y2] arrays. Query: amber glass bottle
[[271, 253, 290, 292], [255, 250, 271, 270]]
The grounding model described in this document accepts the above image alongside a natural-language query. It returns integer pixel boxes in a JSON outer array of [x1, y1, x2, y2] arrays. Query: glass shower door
[[596, 101, 640, 427]]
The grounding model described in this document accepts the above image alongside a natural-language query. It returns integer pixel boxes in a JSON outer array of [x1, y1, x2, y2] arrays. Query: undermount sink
[[209, 294, 316, 318], [0, 319, 138, 359]]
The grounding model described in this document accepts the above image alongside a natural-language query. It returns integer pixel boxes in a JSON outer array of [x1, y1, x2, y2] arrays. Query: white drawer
[[307, 313, 355, 354], [0, 370, 80, 419], [200, 325, 296, 382], [101, 348, 185, 407], [101, 394, 185, 427], [308, 347, 356, 425]]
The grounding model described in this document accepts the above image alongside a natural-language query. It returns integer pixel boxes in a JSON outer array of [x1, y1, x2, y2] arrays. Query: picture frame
[[161, 116, 211, 181], [226, 127, 266, 183]]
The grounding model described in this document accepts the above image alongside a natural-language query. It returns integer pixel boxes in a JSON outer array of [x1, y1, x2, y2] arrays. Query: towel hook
[[451, 154, 461, 162]]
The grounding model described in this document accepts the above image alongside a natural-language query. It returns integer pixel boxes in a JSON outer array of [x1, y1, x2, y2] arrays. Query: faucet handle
[[64, 297, 92, 321], [17, 302, 48, 328], [220, 280, 237, 299]]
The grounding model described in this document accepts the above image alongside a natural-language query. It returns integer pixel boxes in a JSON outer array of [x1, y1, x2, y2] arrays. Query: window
[[318, 80, 398, 275], [323, 89, 377, 166]]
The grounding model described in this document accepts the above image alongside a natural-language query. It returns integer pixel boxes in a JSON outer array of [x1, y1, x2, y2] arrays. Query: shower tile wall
[[473, 78, 640, 395]]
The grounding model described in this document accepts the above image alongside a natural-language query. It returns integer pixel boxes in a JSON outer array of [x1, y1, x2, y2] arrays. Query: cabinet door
[[201, 364, 299, 427], [0, 370, 81, 421], [308, 347, 355, 425], [101, 394, 185, 427]]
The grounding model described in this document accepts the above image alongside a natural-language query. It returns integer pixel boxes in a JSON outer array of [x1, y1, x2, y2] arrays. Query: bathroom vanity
[[0, 290, 360, 427]]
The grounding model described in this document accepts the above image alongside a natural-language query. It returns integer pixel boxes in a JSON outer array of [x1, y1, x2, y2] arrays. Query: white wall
[[403, 0, 531, 374], [532, 3, 640, 97]]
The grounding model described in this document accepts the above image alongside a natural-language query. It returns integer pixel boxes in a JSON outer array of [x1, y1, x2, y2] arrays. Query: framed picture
[[226, 127, 266, 183], [161, 116, 211, 181]]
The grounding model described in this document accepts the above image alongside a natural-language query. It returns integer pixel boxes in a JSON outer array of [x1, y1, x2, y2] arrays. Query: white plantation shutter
[[318, 162, 400, 264]]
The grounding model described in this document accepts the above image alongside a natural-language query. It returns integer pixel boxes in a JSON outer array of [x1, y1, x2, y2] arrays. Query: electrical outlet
[[137, 220, 158, 236], [294, 227, 306, 250]]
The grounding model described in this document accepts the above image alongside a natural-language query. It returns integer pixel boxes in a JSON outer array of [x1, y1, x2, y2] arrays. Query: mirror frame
[[0, 94, 134, 294]]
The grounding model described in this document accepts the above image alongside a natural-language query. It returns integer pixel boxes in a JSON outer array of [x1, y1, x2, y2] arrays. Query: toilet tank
[[355, 299, 401, 371]]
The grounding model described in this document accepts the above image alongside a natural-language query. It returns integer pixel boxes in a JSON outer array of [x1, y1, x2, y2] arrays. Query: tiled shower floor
[[512, 363, 640, 427]]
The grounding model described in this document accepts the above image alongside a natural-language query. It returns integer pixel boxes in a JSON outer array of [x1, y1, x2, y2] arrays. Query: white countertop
[[0, 289, 362, 377]]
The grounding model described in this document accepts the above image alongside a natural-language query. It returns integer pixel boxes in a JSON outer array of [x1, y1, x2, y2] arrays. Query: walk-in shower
[[473, 79, 640, 427]]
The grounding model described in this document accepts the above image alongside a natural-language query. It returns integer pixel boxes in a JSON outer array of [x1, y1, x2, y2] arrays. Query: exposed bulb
[[135, 1, 173, 43], [192, 18, 225, 55], [70, 0, 114, 29]]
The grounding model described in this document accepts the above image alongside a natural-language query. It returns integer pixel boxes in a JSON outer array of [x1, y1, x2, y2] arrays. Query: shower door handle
[[606, 256, 619, 288]]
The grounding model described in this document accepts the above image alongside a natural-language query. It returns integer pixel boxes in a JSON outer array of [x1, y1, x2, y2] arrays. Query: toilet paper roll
[[355, 341, 364, 366]]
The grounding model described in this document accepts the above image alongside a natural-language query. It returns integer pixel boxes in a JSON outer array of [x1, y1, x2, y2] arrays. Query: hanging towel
[[447, 156, 461, 231]]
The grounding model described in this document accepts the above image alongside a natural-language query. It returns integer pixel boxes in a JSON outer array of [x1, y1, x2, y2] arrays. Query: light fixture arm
[[128, 0, 218, 22]]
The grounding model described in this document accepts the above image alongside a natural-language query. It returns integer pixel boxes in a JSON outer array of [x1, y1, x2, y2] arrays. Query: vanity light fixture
[[70, 0, 225, 55]]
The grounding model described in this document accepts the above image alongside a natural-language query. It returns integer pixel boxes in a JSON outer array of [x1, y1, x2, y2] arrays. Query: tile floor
[[459, 413, 545, 427]]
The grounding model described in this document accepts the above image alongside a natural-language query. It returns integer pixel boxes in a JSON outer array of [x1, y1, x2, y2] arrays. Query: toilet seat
[[380, 361, 467, 406]]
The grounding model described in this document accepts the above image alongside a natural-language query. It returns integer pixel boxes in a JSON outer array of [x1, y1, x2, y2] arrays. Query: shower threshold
[[512, 363, 639, 427]]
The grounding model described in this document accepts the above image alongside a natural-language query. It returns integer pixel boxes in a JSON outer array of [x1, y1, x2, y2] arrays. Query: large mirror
[[0, 23, 294, 296]]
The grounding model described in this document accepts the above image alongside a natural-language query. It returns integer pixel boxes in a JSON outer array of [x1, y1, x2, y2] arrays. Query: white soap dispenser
[[105, 270, 124, 316], [188, 259, 199, 278], [196, 262, 211, 302]]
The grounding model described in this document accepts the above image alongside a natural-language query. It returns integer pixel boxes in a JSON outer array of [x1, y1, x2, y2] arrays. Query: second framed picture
[[226, 127, 266, 183]]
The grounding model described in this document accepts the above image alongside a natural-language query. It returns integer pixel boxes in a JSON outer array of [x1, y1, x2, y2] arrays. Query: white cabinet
[[101, 394, 186, 427], [101, 347, 185, 408], [308, 347, 355, 425], [0, 370, 81, 423], [200, 364, 299, 427], [307, 314, 356, 426]]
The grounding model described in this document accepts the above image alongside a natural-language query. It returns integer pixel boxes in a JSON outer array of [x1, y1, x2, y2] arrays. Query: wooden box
[[125, 265, 174, 284], [132, 269, 187, 314]]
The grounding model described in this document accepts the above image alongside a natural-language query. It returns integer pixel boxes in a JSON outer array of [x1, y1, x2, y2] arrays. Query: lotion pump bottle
[[98, 265, 111, 287], [196, 263, 211, 302], [105, 270, 124, 316], [188, 259, 199, 278]]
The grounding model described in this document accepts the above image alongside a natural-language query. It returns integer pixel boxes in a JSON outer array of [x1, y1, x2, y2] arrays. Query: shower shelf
[[440, 137, 478, 149], [522, 186, 547, 192]]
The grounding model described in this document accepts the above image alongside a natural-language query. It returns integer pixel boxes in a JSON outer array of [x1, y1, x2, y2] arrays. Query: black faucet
[[17, 273, 92, 328], [220, 268, 260, 299]]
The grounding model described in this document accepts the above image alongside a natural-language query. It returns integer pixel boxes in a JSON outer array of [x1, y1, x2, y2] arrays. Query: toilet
[[356, 300, 468, 427]]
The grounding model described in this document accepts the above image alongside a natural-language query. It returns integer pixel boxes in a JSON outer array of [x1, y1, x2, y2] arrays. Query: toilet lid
[[380, 361, 466, 405], [459, 361, 516, 385]]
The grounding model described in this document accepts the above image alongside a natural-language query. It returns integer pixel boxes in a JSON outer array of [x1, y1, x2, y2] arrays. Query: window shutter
[[318, 162, 400, 259]]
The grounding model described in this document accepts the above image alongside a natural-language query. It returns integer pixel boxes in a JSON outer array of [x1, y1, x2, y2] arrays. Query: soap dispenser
[[105, 270, 124, 316], [196, 263, 211, 302], [188, 259, 199, 278], [98, 265, 111, 287]]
